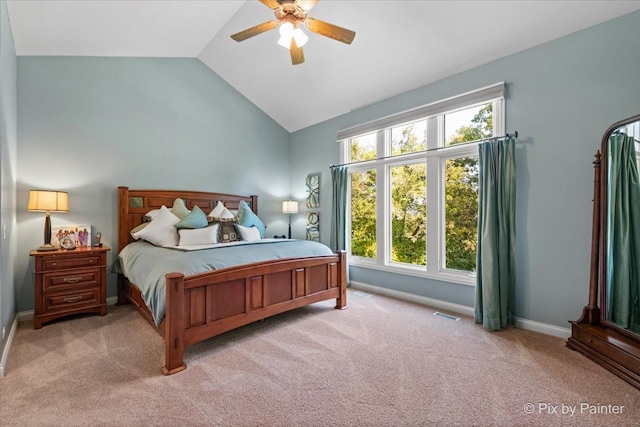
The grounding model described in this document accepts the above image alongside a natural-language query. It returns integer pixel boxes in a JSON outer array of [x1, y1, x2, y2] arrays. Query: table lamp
[[282, 200, 299, 239], [28, 190, 69, 251]]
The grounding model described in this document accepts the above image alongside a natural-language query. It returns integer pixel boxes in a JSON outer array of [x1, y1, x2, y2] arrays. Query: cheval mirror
[[567, 113, 640, 389]]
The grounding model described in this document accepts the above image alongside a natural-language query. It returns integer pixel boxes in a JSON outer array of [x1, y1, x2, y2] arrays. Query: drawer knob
[[52, 262, 57, 267], [63, 277, 83, 284], [63, 296, 82, 303], [89, 260, 94, 264]]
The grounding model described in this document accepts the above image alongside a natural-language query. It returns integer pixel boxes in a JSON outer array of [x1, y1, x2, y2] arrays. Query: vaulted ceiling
[[7, 0, 640, 132]]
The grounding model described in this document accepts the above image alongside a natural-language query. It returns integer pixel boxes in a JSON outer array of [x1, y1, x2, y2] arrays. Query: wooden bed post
[[116, 187, 130, 306], [162, 273, 187, 375], [117, 186, 129, 254], [335, 250, 348, 310]]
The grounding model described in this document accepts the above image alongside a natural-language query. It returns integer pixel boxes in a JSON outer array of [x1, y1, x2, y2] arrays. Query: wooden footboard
[[162, 251, 347, 375]]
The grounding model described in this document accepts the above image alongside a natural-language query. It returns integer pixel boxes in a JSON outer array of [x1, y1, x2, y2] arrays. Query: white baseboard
[[514, 317, 571, 339], [349, 281, 571, 339], [350, 281, 475, 317], [0, 315, 19, 378], [17, 310, 34, 322]]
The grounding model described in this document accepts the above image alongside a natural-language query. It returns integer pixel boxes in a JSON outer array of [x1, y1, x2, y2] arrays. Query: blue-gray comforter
[[114, 239, 335, 325]]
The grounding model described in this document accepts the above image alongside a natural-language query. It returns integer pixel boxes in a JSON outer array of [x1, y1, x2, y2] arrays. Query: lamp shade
[[282, 200, 299, 214], [28, 190, 69, 213]]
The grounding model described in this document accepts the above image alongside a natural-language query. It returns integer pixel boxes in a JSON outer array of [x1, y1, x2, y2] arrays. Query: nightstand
[[30, 246, 110, 329]]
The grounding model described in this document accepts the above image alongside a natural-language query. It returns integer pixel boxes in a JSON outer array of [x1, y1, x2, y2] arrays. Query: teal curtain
[[475, 137, 516, 331], [607, 134, 640, 333], [330, 165, 348, 251]]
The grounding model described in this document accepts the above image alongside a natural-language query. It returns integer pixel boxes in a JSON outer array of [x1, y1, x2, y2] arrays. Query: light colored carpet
[[1, 290, 638, 426]]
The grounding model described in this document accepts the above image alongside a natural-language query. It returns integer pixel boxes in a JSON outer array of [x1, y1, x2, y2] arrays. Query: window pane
[[444, 156, 479, 271], [391, 121, 427, 155], [350, 133, 377, 162], [445, 103, 493, 146], [351, 170, 377, 259], [390, 163, 426, 266]]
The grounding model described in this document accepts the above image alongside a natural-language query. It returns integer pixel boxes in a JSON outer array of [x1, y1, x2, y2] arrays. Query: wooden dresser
[[30, 246, 110, 329]]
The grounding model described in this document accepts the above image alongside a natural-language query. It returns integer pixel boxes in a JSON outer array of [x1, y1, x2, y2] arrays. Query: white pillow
[[133, 206, 180, 246], [178, 224, 219, 246], [208, 201, 235, 220], [129, 222, 148, 240], [145, 208, 161, 221], [236, 224, 261, 242]]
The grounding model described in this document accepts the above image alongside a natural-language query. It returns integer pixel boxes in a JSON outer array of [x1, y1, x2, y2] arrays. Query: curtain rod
[[330, 131, 518, 169], [611, 129, 640, 144]]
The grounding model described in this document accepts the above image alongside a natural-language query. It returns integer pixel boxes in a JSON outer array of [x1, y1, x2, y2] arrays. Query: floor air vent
[[434, 311, 460, 321], [353, 291, 372, 298]]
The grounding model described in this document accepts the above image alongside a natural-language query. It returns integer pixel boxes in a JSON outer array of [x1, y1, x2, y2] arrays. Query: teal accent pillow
[[238, 200, 266, 238], [174, 205, 208, 229]]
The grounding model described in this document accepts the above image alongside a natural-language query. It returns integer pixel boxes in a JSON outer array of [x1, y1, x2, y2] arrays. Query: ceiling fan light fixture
[[293, 28, 309, 47], [278, 22, 308, 49], [277, 21, 294, 48], [232, 0, 355, 63]]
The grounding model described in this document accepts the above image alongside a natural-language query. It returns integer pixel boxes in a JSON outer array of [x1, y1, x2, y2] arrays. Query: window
[[350, 169, 377, 259], [390, 162, 426, 266], [339, 84, 505, 285]]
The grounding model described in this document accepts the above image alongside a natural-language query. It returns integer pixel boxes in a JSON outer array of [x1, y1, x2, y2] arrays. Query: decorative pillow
[[133, 205, 180, 246], [216, 219, 242, 243], [208, 201, 235, 221], [145, 198, 190, 221], [144, 209, 161, 222], [237, 200, 266, 238], [236, 224, 261, 242], [130, 222, 149, 240], [174, 205, 208, 229], [208, 201, 225, 218], [178, 223, 219, 246], [171, 198, 190, 220]]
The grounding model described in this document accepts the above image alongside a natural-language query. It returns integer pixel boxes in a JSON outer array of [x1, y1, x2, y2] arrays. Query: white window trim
[[340, 85, 505, 286], [337, 82, 504, 140]]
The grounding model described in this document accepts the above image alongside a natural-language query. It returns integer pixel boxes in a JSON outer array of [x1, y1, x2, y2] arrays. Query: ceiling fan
[[230, 0, 356, 65]]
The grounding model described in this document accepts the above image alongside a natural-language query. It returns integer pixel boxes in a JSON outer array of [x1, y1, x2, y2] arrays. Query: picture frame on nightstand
[[51, 224, 92, 248]]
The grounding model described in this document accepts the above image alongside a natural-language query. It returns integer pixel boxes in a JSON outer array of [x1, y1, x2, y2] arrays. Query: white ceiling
[[7, 0, 640, 132]]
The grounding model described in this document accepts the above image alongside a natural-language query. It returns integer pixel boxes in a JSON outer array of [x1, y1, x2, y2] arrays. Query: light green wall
[[16, 57, 291, 311], [289, 10, 640, 328], [0, 0, 17, 358]]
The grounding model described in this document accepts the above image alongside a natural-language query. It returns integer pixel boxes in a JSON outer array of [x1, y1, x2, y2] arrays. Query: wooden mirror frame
[[566, 113, 640, 389]]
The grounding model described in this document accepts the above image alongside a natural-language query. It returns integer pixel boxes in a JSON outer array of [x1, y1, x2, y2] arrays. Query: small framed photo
[[51, 225, 92, 248]]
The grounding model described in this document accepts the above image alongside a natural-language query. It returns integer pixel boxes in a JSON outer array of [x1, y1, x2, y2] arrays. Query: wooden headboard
[[117, 186, 258, 253]]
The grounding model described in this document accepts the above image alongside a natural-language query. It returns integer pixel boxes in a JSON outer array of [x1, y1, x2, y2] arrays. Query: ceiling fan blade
[[290, 38, 305, 65], [259, 0, 281, 9], [297, 0, 319, 12], [306, 17, 355, 45], [230, 21, 278, 42]]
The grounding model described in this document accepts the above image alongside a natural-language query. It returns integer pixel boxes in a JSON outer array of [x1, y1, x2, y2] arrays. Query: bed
[[116, 186, 347, 375]]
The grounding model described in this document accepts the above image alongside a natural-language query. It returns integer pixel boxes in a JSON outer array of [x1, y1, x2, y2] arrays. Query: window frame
[[340, 84, 505, 286]]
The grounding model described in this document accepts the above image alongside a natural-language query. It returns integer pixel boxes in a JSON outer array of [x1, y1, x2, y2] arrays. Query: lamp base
[[36, 244, 59, 252]]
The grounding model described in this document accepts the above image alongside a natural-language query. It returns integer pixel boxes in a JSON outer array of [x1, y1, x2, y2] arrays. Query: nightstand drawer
[[43, 255, 101, 271], [43, 268, 100, 292], [44, 289, 100, 313]]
